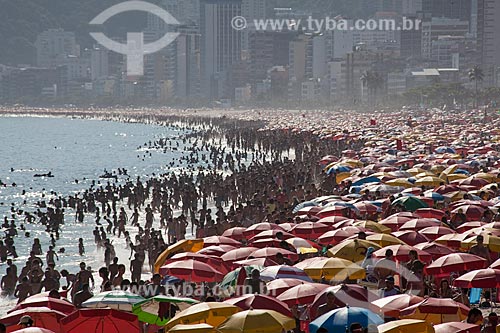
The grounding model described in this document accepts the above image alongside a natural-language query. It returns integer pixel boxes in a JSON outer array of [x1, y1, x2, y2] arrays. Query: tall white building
[[35, 29, 79, 68], [200, 0, 243, 99]]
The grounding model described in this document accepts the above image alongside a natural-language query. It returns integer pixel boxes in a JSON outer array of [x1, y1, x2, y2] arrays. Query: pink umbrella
[[414, 208, 446, 219], [379, 215, 414, 232], [197, 245, 237, 256], [451, 205, 486, 221], [259, 265, 312, 282], [425, 253, 488, 275], [290, 222, 331, 239], [250, 238, 282, 249], [456, 221, 487, 233], [318, 229, 352, 245], [159, 259, 224, 282], [232, 257, 278, 268], [249, 230, 294, 242], [225, 294, 292, 317], [489, 258, 500, 269], [310, 284, 371, 319], [249, 247, 298, 262]]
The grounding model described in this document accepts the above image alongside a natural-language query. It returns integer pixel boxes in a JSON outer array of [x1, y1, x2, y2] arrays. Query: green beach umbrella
[[391, 196, 428, 212], [81, 290, 145, 312], [218, 265, 264, 297], [132, 295, 199, 326]]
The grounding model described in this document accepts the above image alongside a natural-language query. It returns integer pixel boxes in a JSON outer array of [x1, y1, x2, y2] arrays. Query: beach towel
[[469, 288, 482, 305]]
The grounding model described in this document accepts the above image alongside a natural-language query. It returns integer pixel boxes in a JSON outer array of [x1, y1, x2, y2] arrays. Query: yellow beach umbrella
[[366, 233, 407, 247], [442, 190, 467, 202], [386, 179, 414, 188], [217, 310, 295, 333], [168, 324, 216, 333], [473, 173, 497, 182], [154, 239, 204, 273], [336, 172, 351, 183], [377, 319, 434, 333], [415, 176, 443, 187], [302, 257, 366, 280], [415, 171, 437, 179], [430, 165, 446, 174], [461, 234, 500, 252], [446, 174, 468, 182], [165, 303, 240, 330], [407, 168, 425, 176], [353, 220, 392, 234], [327, 239, 381, 262]]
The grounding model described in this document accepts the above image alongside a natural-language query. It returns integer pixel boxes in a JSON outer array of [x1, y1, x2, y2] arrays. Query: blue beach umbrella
[[293, 201, 318, 214], [423, 191, 445, 201], [309, 306, 383, 333], [351, 176, 381, 187], [326, 165, 352, 175]]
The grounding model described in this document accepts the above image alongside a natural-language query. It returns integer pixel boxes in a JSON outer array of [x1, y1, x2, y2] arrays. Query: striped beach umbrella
[[81, 290, 145, 312], [132, 295, 199, 326]]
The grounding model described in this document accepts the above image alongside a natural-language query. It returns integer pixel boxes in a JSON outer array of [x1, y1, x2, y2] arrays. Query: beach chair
[[469, 288, 482, 305]]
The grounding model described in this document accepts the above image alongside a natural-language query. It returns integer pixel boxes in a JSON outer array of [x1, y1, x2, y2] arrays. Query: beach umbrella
[[61, 308, 140, 333], [302, 257, 365, 281], [434, 184, 461, 195], [165, 303, 240, 330], [160, 259, 224, 283], [168, 324, 216, 333], [353, 202, 381, 214], [225, 294, 292, 317], [377, 319, 434, 333], [292, 201, 319, 214], [372, 245, 432, 262], [154, 239, 204, 273], [399, 298, 469, 324], [433, 322, 480, 333], [221, 247, 259, 263], [265, 278, 310, 297], [489, 258, 500, 269], [435, 233, 470, 249], [222, 227, 246, 241], [327, 239, 381, 262], [366, 233, 406, 247], [391, 196, 428, 212], [0, 307, 65, 333], [290, 222, 330, 239], [309, 306, 383, 333], [379, 215, 414, 232], [81, 290, 145, 312], [318, 229, 356, 245], [10, 296, 75, 314], [371, 294, 424, 318], [218, 309, 295, 333], [415, 176, 444, 187], [285, 237, 320, 250], [461, 234, 500, 252], [425, 253, 488, 275], [451, 205, 485, 221], [243, 223, 285, 238], [455, 221, 487, 233], [259, 265, 312, 282], [218, 265, 263, 296], [399, 218, 440, 231], [11, 329, 55, 333], [202, 236, 241, 247], [353, 220, 391, 234], [391, 231, 430, 246], [413, 242, 454, 260], [414, 208, 446, 219], [419, 226, 455, 241], [249, 247, 298, 262], [310, 284, 372, 319], [132, 295, 198, 326], [423, 191, 445, 201], [386, 179, 414, 188], [249, 238, 282, 249], [197, 245, 237, 256], [277, 283, 329, 306], [165, 252, 228, 273], [232, 258, 278, 268], [453, 268, 500, 288], [249, 230, 294, 242]]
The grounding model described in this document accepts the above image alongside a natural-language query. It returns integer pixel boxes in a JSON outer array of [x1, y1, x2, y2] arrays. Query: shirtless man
[[46, 246, 58, 266], [75, 262, 94, 294], [73, 284, 93, 308], [112, 264, 125, 287], [130, 253, 142, 283], [1, 267, 17, 296], [14, 277, 32, 304], [469, 235, 492, 264], [108, 257, 119, 281]]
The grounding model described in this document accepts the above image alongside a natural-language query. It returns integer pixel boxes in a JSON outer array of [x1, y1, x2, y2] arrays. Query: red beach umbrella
[[425, 253, 488, 275], [232, 258, 278, 268], [372, 245, 432, 262], [243, 223, 285, 238], [290, 222, 330, 239], [0, 307, 65, 333], [221, 247, 259, 263], [451, 205, 485, 221], [10, 296, 75, 315], [61, 308, 140, 333], [225, 294, 292, 317], [453, 268, 500, 288], [310, 284, 371, 319], [419, 226, 455, 241], [266, 278, 310, 297], [399, 218, 440, 231], [414, 208, 446, 219], [249, 247, 298, 262], [159, 259, 224, 283], [379, 215, 414, 232], [222, 227, 246, 241], [197, 245, 237, 256], [249, 230, 294, 242], [203, 236, 241, 247], [456, 221, 487, 233], [391, 231, 430, 246], [371, 294, 424, 318], [413, 242, 454, 260]]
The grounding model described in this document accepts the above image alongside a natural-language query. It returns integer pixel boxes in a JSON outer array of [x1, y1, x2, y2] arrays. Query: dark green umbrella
[[132, 295, 199, 326], [391, 196, 428, 212]]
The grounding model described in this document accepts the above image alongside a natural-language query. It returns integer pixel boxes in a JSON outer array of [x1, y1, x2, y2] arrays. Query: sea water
[[0, 116, 194, 314]]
